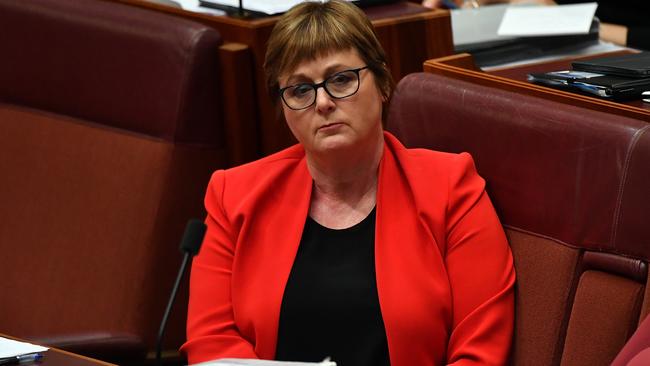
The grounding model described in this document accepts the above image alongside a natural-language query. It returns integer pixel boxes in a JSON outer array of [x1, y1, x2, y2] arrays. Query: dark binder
[[528, 70, 650, 100], [199, 0, 399, 17], [572, 52, 650, 77]]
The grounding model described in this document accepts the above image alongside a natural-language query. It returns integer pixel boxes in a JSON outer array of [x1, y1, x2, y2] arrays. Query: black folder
[[528, 70, 650, 100], [572, 52, 650, 77]]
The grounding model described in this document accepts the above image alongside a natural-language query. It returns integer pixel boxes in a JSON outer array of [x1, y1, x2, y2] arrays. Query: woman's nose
[[314, 86, 335, 113]]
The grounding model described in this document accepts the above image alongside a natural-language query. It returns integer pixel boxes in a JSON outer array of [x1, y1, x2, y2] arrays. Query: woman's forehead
[[281, 48, 362, 80]]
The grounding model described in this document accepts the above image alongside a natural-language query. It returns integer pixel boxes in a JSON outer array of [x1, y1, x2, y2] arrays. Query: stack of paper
[[497, 3, 598, 36], [0, 336, 48, 358]]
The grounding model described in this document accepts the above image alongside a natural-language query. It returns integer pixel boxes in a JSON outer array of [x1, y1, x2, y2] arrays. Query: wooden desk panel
[[423, 53, 650, 122], [111, 0, 453, 156]]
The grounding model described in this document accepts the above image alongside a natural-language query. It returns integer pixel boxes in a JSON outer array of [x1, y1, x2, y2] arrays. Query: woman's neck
[[306, 132, 384, 229]]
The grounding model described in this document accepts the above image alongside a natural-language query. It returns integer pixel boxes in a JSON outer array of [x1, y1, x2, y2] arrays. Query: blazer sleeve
[[181, 170, 258, 364], [444, 153, 515, 366]]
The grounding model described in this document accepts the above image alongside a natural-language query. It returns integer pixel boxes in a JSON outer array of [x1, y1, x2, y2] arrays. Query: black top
[[275, 209, 390, 366], [556, 0, 650, 50]]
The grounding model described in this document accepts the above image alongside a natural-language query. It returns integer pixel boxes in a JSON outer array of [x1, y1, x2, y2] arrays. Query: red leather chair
[[387, 72, 650, 366], [0, 0, 228, 363]]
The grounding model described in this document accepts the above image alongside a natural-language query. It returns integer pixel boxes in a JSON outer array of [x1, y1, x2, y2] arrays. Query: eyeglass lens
[[282, 69, 361, 110]]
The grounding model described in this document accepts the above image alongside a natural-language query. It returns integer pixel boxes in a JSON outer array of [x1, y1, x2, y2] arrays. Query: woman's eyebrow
[[285, 63, 352, 85], [284, 73, 310, 86]]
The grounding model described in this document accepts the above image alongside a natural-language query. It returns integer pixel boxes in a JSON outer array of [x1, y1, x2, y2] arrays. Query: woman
[[182, 1, 515, 365]]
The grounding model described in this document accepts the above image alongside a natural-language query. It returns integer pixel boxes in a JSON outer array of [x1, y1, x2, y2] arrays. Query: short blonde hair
[[263, 0, 393, 101]]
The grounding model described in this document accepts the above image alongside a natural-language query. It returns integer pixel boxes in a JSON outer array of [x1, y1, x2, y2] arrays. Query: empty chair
[[386, 72, 650, 366], [0, 0, 228, 363]]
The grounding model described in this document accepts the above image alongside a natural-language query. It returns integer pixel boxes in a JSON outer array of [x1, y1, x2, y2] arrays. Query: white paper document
[[195, 358, 337, 366], [176, 0, 226, 15], [0, 337, 48, 358], [498, 2, 598, 36]]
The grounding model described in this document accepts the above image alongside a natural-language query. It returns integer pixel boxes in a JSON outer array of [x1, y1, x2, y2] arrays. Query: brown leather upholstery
[[0, 0, 224, 146], [0, 0, 227, 364], [386, 72, 650, 366]]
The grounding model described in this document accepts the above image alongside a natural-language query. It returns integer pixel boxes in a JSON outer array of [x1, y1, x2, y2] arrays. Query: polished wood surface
[[424, 53, 650, 122], [218, 42, 259, 165], [36, 348, 116, 366], [110, 0, 454, 157]]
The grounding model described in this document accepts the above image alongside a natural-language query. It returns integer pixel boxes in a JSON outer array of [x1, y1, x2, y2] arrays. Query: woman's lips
[[318, 122, 344, 132]]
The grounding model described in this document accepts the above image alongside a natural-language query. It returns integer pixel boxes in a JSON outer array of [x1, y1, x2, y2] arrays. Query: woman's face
[[278, 48, 384, 156]]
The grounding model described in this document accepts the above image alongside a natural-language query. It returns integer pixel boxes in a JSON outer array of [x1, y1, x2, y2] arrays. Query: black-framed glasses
[[279, 66, 369, 110]]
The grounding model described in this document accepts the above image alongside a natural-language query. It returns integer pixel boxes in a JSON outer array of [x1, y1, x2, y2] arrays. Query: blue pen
[[0, 353, 43, 365]]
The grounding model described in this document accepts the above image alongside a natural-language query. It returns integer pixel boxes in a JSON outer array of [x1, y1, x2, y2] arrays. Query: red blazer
[[182, 132, 515, 366]]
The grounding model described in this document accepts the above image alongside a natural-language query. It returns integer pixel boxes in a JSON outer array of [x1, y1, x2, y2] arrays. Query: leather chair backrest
[[387, 72, 650, 366], [0, 0, 227, 359], [0, 0, 224, 146]]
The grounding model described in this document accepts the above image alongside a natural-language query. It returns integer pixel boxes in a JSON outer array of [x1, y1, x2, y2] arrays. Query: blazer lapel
[[243, 156, 313, 359], [375, 133, 449, 366]]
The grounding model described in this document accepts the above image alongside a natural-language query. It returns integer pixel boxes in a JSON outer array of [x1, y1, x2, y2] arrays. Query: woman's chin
[[313, 134, 355, 154]]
